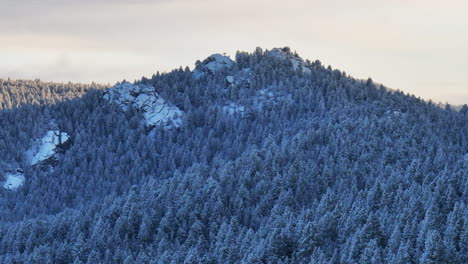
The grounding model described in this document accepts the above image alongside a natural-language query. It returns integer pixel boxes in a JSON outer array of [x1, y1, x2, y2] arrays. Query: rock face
[[254, 89, 293, 111], [193, 54, 234, 78], [226, 68, 253, 88], [27, 130, 70, 166], [2, 168, 25, 191], [268, 47, 311, 74], [103, 82, 183, 129]]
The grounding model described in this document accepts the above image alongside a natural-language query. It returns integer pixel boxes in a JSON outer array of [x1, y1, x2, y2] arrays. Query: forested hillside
[[0, 48, 466, 263], [0, 79, 107, 109]]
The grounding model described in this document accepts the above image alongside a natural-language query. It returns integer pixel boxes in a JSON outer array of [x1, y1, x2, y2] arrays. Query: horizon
[[1, 0, 467, 105]]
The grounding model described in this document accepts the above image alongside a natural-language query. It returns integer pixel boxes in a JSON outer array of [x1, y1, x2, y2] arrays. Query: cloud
[[0, 0, 466, 104]]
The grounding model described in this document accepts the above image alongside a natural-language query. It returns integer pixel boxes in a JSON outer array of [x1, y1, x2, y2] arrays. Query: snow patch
[[268, 47, 311, 74], [222, 88, 292, 117], [226, 76, 235, 84], [193, 54, 234, 78], [384, 110, 404, 118], [254, 88, 293, 111], [223, 102, 245, 115], [226, 68, 253, 87], [27, 130, 70, 166], [2, 169, 25, 190], [103, 82, 183, 128]]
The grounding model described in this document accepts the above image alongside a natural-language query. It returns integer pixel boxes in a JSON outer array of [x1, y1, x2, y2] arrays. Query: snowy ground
[[103, 82, 183, 128], [27, 130, 70, 165], [2, 170, 25, 190]]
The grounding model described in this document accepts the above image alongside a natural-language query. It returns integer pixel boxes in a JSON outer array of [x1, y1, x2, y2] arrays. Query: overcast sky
[[1, 0, 467, 104]]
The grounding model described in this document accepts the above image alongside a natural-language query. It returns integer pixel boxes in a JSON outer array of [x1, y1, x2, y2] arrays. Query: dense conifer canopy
[[0, 48, 466, 263]]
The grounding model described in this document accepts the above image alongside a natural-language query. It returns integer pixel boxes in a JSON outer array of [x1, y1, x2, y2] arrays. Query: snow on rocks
[[226, 68, 253, 88], [383, 110, 405, 120], [222, 102, 245, 115], [27, 130, 70, 166], [103, 82, 183, 128], [254, 88, 293, 111], [226, 76, 235, 84], [222, 88, 292, 117], [193, 54, 234, 79], [268, 47, 311, 74], [2, 168, 25, 191], [201, 54, 234, 73]]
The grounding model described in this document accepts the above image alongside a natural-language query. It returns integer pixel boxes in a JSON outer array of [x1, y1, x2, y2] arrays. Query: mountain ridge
[[0, 47, 466, 263]]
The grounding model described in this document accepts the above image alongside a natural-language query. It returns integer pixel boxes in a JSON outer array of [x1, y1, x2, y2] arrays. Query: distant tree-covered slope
[[0, 78, 108, 109], [0, 48, 466, 263]]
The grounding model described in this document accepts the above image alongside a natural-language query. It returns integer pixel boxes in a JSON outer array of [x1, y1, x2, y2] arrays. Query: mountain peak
[[193, 53, 234, 78], [268, 47, 311, 74]]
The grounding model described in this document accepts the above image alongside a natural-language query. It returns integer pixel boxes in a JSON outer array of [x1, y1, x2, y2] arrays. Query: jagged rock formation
[[103, 82, 183, 129], [193, 54, 234, 78], [268, 47, 311, 74], [226, 68, 253, 88]]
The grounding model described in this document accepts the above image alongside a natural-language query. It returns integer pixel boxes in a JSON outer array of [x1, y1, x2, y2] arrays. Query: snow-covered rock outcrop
[[268, 47, 311, 74], [254, 89, 293, 111], [193, 54, 234, 79], [226, 68, 253, 88], [27, 130, 70, 166], [222, 88, 293, 117], [222, 102, 245, 115], [103, 82, 183, 128], [2, 168, 25, 191]]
